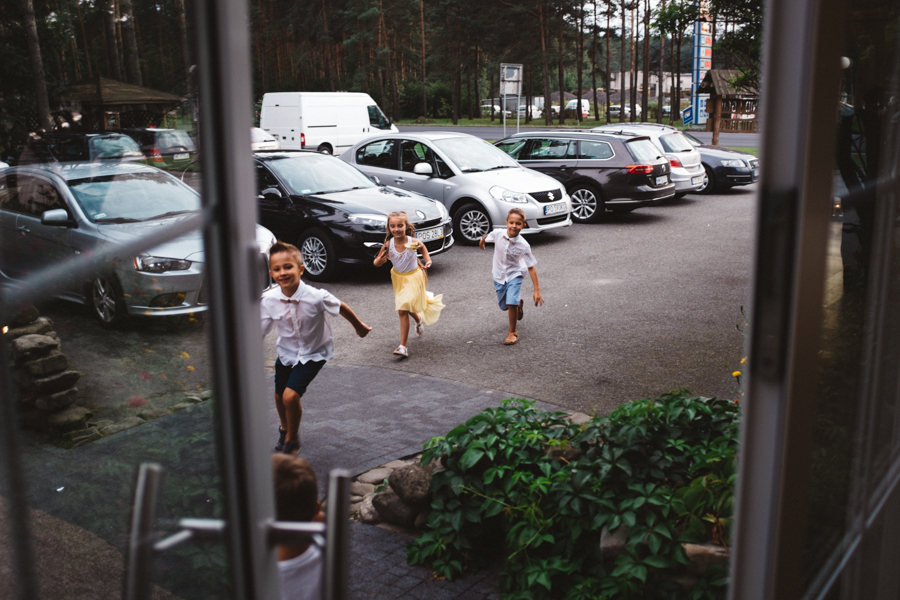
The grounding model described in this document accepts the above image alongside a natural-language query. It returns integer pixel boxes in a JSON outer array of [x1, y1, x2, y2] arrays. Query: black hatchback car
[[495, 131, 675, 223], [253, 150, 453, 281]]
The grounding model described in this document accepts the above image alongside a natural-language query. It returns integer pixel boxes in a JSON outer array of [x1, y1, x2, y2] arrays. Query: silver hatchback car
[[340, 132, 573, 244], [591, 123, 704, 196], [0, 162, 275, 327]]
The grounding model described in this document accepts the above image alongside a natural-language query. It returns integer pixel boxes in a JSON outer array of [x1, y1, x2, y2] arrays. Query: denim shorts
[[494, 276, 524, 311], [274, 358, 326, 396]]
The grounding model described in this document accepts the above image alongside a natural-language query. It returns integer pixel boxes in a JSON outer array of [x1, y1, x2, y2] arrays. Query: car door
[[255, 162, 293, 241], [351, 138, 398, 185], [573, 139, 620, 195], [0, 171, 26, 278], [13, 174, 76, 285], [519, 138, 579, 187], [392, 140, 447, 202]]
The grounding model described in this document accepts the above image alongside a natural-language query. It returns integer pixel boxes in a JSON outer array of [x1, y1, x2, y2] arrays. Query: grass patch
[[724, 146, 759, 156]]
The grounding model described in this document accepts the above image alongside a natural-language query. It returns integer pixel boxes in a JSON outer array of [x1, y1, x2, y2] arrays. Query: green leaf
[[647, 533, 661, 554], [632, 565, 648, 583], [644, 554, 673, 569], [459, 448, 485, 470]]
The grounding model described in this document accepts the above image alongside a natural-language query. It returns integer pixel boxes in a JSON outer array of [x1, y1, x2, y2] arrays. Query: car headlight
[[721, 159, 746, 167], [490, 186, 529, 203], [134, 256, 192, 273], [435, 202, 449, 219], [348, 214, 388, 228]]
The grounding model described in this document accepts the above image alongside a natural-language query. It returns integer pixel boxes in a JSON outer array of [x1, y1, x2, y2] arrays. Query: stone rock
[[357, 467, 393, 485], [567, 412, 592, 425], [6, 317, 53, 340], [423, 458, 442, 474], [169, 402, 195, 411], [545, 445, 585, 463], [100, 416, 145, 436], [600, 525, 629, 558], [32, 370, 81, 395], [199, 390, 214, 400], [47, 407, 93, 432], [663, 573, 699, 590], [414, 508, 431, 529], [349, 501, 362, 516], [357, 494, 381, 525], [182, 395, 203, 404], [72, 432, 102, 448], [137, 407, 171, 421], [64, 427, 99, 441], [388, 464, 432, 505], [25, 351, 68, 377], [383, 459, 412, 469], [350, 481, 376, 497], [372, 488, 417, 527], [9, 305, 39, 327], [36, 388, 79, 412], [12, 334, 60, 364], [682, 543, 730, 575], [91, 420, 114, 430]]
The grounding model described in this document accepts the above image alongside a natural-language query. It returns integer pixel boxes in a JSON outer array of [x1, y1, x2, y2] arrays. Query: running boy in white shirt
[[479, 208, 544, 345], [261, 241, 371, 454]]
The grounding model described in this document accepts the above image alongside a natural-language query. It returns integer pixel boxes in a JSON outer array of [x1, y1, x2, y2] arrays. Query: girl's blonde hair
[[383, 211, 416, 243]]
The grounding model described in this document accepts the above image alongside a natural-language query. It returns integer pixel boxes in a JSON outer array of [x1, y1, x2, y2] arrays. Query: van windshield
[[266, 153, 376, 195], [368, 105, 391, 130]]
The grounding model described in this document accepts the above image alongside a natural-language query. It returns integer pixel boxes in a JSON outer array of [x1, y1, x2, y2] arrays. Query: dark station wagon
[[495, 131, 675, 223]]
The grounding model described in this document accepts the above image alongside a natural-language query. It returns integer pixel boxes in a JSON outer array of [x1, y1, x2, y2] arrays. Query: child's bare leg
[[398, 310, 411, 346], [340, 302, 372, 337], [274, 392, 287, 430], [502, 307, 518, 344], [281, 388, 303, 445]]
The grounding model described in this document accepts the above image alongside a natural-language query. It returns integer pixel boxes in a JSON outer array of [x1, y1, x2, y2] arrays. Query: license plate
[[544, 202, 566, 215], [174, 153, 190, 161], [692, 176, 703, 185], [656, 176, 668, 185], [418, 227, 443, 242]]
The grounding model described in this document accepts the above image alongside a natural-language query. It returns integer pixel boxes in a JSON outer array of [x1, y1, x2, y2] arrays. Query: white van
[[259, 92, 398, 155], [565, 99, 591, 117]]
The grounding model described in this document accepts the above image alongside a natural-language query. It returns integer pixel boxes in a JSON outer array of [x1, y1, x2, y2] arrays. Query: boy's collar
[[279, 280, 306, 300]]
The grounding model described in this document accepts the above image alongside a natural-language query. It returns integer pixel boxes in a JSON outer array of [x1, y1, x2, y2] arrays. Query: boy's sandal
[[504, 332, 519, 345], [517, 301, 524, 321], [274, 427, 287, 452], [393, 345, 409, 357]]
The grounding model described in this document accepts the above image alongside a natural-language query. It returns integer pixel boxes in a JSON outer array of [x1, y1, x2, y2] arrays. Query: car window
[[522, 138, 575, 161], [401, 141, 431, 173], [683, 132, 702, 147], [68, 171, 200, 222], [0, 173, 27, 214], [367, 105, 392, 130], [356, 139, 396, 169], [578, 141, 614, 160], [434, 153, 453, 178], [659, 132, 694, 153], [625, 139, 663, 162], [494, 139, 528, 160], [16, 175, 67, 217], [255, 163, 280, 194], [53, 138, 89, 162], [266, 153, 376, 195], [157, 131, 196, 151], [251, 129, 277, 143], [89, 135, 143, 159]]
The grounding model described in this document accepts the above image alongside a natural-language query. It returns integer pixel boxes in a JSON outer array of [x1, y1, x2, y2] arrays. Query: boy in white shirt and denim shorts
[[479, 208, 544, 345], [261, 241, 371, 454]]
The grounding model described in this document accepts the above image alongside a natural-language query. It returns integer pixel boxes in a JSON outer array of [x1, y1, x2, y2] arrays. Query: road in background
[[397, 124, 760, 148]]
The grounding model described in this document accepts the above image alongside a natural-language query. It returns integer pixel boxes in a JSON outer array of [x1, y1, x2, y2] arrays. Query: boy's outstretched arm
[[479, 234, 490, 250], [339, 302, 372, 337], [527, 266, 544, 306]]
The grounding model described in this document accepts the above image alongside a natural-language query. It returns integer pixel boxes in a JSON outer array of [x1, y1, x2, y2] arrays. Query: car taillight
[[150, 147, 163, 162], [626, 164, 654, 174], [668, 158, 683, 168], [300, 133, 306, 148]]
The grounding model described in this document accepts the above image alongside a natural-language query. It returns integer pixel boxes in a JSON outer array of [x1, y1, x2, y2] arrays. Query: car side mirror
[[413, 162, 434, 176], [41, 208, 74, 227], [370, 175, 381, 185], [261, 187, 285, 207]]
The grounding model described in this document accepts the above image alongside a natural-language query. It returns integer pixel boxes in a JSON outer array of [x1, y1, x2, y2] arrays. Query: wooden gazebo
[[698, 70, 759, 145], [60, 77, 185, 131]]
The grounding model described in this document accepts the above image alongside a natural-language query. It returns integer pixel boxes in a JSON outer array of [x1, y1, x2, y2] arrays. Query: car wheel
[[316, 144, 332, 155], [299, 228, 338, 282], [453, 202, 492, 245], [89, 274, 127, 328], [568, 184, 605, 223], [698, 165, 716, 194]]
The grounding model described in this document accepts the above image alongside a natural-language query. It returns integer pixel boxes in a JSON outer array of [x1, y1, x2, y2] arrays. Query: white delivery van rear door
[[260, 93, 302, 149]]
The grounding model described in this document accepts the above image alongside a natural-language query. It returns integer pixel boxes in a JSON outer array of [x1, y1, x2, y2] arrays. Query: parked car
[[116, 128, 197, 169], [340, 131, 573, 245], [17, 132, 145, 166], [0, 160, 7, 169], [565, 99, 591, 117], [517, 105, 541, 119], [0, 162, 276, 326], [480, 105, 511, 117], [260, 92, 398, 155], [591, 123, 704, 196], [250, 127, 281, 151], [608, 104, 642, 119], [682, 132, 760, 193], [494, 131, 674, 223], [253, 150, 453, 281]]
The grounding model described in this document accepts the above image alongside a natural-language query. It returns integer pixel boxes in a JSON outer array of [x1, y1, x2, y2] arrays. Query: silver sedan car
[[340, 131, 573, 244], [0, 163, 275, 327]]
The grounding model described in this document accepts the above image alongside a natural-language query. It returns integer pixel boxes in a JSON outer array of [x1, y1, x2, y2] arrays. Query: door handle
[[394, 178, 405, 184], [559, 165, 568, 170], [17, 225, 30, 234]]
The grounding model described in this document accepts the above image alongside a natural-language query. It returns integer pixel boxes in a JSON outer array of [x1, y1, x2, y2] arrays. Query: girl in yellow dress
[[373, 211, 444, 357]]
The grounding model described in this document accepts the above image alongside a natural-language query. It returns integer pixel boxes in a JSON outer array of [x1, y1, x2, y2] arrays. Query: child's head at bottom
[[272, 454, 319, 522], [507, 208, 526, 223], [269, 240, 303, 267], [505, 208, 526, 236]]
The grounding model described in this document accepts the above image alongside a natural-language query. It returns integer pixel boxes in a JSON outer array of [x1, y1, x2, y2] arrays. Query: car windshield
[[432, 137, 519, 172], [625, 139, 663, 162], [157, 130, 196, 151], [251, 128, 277, 143], [494, 139, 528, 160], [659, 132, 695, 153], [89, 135, 143, 159], [267, 153, 376, 194], [68, 171, 200, 222]]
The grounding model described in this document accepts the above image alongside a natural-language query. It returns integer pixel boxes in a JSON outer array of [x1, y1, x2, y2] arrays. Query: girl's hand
[[422, 260, 432, 270]]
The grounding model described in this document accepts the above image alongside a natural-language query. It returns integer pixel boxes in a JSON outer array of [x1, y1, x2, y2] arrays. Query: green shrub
[[407, 389, 739, 599]]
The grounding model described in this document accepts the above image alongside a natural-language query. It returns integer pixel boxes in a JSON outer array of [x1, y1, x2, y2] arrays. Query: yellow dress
[[389, 239, 444, 325]]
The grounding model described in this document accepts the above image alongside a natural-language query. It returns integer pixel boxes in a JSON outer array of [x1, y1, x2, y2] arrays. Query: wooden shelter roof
[[62, 77, 184, 106], [697, 70, 758, 97]]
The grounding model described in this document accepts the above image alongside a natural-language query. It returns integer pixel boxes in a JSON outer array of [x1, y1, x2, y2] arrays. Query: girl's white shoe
[[393, 345, 409, 357]]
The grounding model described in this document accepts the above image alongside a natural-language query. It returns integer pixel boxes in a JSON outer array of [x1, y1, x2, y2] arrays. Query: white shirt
[[261, 281, 342, 366], [278, 545, 322, 600], [388, 237, 418, 273], [484, 229, 537, 284]]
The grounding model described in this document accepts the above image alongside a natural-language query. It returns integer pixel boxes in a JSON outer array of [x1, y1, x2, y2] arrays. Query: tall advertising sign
[[500, 63, 523, 137], [691, 1, 712, 125]]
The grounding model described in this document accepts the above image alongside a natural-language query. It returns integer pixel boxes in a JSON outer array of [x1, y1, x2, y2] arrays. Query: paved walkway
[[15, 363, 558, 599]]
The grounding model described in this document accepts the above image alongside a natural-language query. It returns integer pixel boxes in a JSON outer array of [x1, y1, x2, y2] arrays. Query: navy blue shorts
[[274, 359, 326, 397]]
